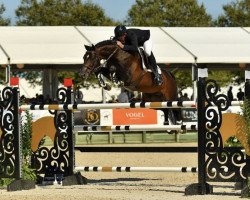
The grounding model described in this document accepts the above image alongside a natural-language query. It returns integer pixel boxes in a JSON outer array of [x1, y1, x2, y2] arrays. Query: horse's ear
[[84, 44, 95, 51]]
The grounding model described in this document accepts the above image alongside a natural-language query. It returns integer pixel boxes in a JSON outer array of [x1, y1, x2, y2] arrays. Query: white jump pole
[[74, 124, 198, 132], [20, 101, 196, 111], [75, 166, 228, 173], [75, 166, 198, 173], [20, 100, 243, 111]]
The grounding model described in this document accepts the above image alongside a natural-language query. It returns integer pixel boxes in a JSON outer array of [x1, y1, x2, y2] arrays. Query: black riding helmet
[[114, 25, 127, 38]]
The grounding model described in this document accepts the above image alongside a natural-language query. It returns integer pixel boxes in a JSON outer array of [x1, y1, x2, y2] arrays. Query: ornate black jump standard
[[205, 79, 247, 182], [186, 78, 250, 197], [31, 86, 85, 185], [0, 87, 35, 191], [0, 87, 21, 179], [32, 87, 74, 177]]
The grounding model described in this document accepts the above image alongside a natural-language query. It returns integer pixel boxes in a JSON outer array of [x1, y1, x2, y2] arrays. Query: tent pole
[[6, 64, 10, 86]]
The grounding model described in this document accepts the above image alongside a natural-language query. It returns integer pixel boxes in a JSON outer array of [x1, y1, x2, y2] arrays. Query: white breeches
[[143, 38, 153, 57]]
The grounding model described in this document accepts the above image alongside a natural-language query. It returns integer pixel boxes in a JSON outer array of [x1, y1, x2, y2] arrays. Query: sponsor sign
[[75, 108, 164, 126], [74, 109, 100, 125], [181, 108, 197, 122], [113, 108, 158, 125]]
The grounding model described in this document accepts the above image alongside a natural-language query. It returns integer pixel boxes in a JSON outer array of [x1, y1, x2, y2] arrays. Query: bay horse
[[81, 40, 179, 123]]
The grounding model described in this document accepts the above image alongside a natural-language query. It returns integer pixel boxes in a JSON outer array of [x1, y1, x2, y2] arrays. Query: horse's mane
[[95, 39, 116, 48]]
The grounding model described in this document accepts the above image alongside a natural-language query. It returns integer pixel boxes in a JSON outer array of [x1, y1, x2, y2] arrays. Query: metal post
[[108, 131, 113, 144], [192, 64, 197, 101], [13, 87, 22, 179], [197, 75, 207, 194], [142, 131, 147, 143], [66, 86, 74, 176], [6, 64, 10, 86], [185, 67, 212, 195], [102, 88, 106, 103]]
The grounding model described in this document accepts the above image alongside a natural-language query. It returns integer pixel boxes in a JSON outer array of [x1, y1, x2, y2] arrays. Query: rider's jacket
[[122, 29, 150, 52]]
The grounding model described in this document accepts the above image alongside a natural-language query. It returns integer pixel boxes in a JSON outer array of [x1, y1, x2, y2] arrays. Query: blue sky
[[1, 0, 235, 24]]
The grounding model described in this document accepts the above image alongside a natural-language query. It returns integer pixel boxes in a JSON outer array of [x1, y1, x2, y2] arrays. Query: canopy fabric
[[77, 26, 194, 63], [163, 27, 250, 64], [243, 27, 250, 33], [0, 26, 249, 66], [0, 46, 8, 65], [0, 26, 88, 65]]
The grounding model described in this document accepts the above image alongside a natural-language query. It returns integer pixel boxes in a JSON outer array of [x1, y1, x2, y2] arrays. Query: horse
[[81, 39, 179, 124]]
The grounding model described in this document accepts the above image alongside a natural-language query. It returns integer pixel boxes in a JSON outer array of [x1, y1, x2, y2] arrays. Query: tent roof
[[76, 26, 194, 63], [0, 45, 8, 65], [163, 27, 250, 64], [0, 26, 249, 67], [243, 27, 250, 33], [0, 26, 88, 65]]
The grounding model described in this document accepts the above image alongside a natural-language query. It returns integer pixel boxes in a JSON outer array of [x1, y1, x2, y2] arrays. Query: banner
[[112, 108, 158, 125]]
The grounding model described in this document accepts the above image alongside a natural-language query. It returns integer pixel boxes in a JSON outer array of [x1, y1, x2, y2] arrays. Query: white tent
[[243, 27, 250, 33], [0, 26, 249, 66], [0, 26, 88, 65], [77, 26, 195, 63], [0, 45, 8, 65], [163, 27, 250, 64], [0, 26, 249, 101]]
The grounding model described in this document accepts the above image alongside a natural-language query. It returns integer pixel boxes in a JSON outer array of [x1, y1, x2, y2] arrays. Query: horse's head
[[80, 44, 101, 81], [81, 40, 118, 81]]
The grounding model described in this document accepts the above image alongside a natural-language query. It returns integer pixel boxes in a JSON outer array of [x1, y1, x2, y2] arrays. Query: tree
[[15, 0, 117, 87], [16, 0, 116, 26], [173, 69, 192, 92], [126, 0, 212, 26], [0, 4, 10, 83], [215, 0, 250, 26], [0, 4, 10, 26]]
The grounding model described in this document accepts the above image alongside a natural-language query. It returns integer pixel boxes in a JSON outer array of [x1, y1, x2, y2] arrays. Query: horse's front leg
[[109, 65, 119, 84], [96, 72, 111, 91]]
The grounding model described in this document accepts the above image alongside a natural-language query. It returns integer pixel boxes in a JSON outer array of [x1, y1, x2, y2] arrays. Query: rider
[[114, 25, 163, 86]]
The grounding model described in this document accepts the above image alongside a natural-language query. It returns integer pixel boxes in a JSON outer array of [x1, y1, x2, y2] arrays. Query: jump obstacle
[[74, 124, 198, 132], [0, 68, 249, 197], [75, 166, 198, 173], [19, 100, 243, 111]]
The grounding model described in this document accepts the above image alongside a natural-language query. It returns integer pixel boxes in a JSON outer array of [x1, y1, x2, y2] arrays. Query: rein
[[93, 47, 118, 73]]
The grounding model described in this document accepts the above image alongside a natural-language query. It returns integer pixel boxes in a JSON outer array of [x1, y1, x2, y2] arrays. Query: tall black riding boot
[[148, 53, 163, 86]]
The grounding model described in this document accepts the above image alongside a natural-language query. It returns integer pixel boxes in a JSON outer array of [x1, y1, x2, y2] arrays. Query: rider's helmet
[[114, 25, 127, 39]]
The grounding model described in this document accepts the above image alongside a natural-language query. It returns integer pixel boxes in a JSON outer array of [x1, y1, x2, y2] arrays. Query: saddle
[[138, 48, 162, 75]]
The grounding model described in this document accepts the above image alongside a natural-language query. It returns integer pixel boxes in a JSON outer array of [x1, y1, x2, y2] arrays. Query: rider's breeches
[[143, 38, 153, 57]]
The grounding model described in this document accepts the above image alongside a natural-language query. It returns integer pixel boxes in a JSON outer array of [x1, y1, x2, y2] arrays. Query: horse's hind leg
[[172, 109, 182, 124], [158, 108, 176, 125]]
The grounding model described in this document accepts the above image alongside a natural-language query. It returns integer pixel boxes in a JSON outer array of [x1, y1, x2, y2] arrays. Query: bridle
[[92, 47, 119, 73]]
